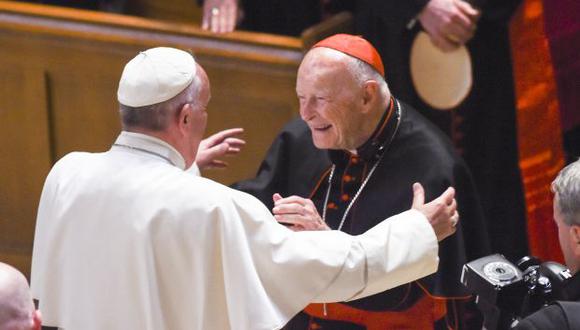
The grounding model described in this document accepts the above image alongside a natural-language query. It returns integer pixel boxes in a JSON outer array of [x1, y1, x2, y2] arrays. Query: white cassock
[[31, 131, 439, 330]]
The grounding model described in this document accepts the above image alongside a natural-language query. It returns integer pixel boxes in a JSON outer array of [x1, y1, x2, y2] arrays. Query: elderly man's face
[[296, 50, 367, 150], [554, 194, 580, 274]]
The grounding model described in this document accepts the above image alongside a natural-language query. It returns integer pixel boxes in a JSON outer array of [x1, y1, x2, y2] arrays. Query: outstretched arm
[[271, 182, 458, 241]]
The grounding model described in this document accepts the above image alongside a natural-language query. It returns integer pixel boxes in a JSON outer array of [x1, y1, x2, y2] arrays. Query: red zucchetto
[[312, 34, 385, 77]]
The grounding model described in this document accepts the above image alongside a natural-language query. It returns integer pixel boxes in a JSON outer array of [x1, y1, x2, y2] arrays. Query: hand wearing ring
[[201, 0, 239, 34]]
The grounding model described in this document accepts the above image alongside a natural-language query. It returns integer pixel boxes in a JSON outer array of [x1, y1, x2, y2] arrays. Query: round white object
[[410, 31, 473, 111]]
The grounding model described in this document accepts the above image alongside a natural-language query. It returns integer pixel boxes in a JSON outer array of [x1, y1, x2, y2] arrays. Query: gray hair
[[343, 55, 390, 101], [119, 73, 202, 131], [552, 159, 580, 226]]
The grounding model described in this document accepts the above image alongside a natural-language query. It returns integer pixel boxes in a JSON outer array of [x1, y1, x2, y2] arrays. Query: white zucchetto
[[117, 47, 196, 107]]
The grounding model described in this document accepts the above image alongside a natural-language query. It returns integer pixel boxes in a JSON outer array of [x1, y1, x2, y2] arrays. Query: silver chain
[[321, 100, 402, 232], [322, 153, 385, 231], [319, 101, 401, 317]]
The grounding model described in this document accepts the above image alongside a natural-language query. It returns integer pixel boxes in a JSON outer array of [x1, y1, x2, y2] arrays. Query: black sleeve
[[231, 123, 295, 209], [453, 159, 492, 261], [480, 0, 523, 24], [232, 118, 330, 209]]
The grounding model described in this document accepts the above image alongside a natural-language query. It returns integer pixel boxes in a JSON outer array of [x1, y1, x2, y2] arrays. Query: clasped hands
[[273, 183, 458, 242]]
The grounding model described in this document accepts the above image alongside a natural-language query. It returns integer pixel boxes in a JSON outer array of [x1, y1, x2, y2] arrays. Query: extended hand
[[201, 0, 240, 33], [272, 193, 330, 231], [418, 0, 480, 52], [411, 182, 458, 241], [196, 128, 245, 170]]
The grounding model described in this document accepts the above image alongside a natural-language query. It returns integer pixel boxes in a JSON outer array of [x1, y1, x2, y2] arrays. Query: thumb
[[411, 182, 425, 209], [456, 0, 480, 19], [272, 193, 283, 204]]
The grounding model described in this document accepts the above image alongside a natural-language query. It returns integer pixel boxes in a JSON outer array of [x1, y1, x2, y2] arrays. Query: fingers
[[445, 1, 478, 44], [196, 128, 245, 170], [449, 197, 457, 214], [445, 23, 475, 44], [273, 195, 311, 207], [201, 11, 210, 30], [207, 160, 228, 169], [411, 182, 425, 209], [448, 8, 474, 32], [202, 143, 230, 160], [271, 195, 327, 230], [431, 35, 461, 53], [275, 214, 329, 231], [223, 0, 237, 33], [436, 186, 455, 206], [210, 7, 220, 33], [450, 210, 459, 227], [418, 0, 478, 51], [204, 128, 244, 146], [455, 0, 480, 21], [203, 130, 245, 154], [223, 138, 246, 153], [413, 184, 458, 242], [273, 196, 317, 216], [201, 0, 239, 33], [273, 202, 316, 216]]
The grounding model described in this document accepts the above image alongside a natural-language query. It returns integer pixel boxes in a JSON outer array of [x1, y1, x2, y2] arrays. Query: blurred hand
[[272, 193, 330, 231], [411, 183, 458, 241], [201, 0, 240, 33], [418, 0, 480, 52], [196, 128, 245, 170]]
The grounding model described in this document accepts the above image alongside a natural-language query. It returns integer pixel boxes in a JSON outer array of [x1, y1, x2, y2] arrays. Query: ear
[[177, 103, 192, 134], [361, 80, 379, 111], [570, 225, 580, 256]]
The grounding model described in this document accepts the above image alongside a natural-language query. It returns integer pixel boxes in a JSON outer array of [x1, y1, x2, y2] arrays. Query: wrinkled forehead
[[297, 48, 352, 88]]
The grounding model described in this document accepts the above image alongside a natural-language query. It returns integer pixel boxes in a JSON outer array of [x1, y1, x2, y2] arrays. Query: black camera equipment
[[461, 254, 571, 330]]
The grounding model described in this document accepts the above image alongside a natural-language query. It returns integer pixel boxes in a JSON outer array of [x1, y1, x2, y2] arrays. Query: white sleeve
[[312, 209, 439, 303], [186, 162, 201, 176], [221, 189, 439, 324]]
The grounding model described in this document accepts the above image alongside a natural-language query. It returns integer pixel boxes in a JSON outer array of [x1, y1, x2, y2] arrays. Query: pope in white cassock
[[30, 47, 459, 330]]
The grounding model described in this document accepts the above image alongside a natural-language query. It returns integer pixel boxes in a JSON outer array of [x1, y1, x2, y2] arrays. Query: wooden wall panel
[[125, 0, 203, 24], [0, 66, 52, 279], [0, 1, 304, 277]]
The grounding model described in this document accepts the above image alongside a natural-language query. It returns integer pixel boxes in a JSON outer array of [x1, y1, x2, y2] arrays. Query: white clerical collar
[[112, 131, 187, 170]]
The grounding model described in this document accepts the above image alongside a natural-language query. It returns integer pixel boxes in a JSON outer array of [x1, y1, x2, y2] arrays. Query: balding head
[[0, 263, 41, 330]]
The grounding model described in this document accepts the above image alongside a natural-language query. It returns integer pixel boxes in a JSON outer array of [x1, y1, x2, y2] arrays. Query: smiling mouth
[[312, 124, 332, 132]]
